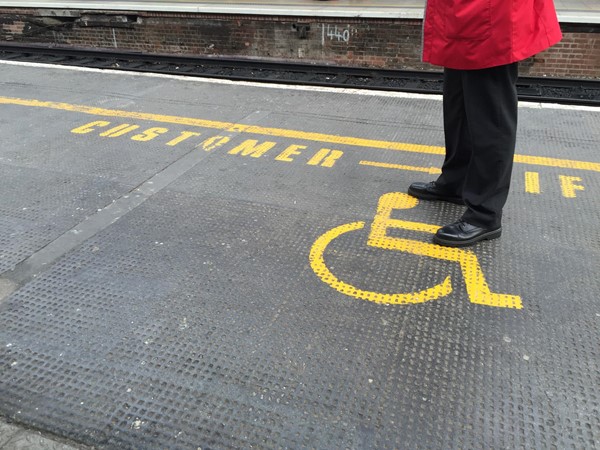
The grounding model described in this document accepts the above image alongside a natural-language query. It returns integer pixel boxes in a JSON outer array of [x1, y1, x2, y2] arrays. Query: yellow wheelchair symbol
[[309, 192, 522, 309]]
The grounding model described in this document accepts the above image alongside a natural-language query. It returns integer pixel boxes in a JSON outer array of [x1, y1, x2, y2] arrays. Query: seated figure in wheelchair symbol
[[309, 192, 522, 309]]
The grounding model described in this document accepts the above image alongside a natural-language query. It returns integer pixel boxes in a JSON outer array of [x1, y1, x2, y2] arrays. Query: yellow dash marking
[[525, 171, 541, 194], [2, 96, 599, 173], [360, 160, 442, 174], [514, 154, 600, 174]]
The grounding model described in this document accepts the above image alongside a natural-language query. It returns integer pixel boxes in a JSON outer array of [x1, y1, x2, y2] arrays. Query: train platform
[[2, 0, 599, 23], [0, 60, 598, 449]]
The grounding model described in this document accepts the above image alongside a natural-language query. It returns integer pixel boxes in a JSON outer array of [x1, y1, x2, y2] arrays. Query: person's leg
[[433, 63, 518, 247], [435, 68, 473, 196], [460, 62, 519, 229], [407, 68, 471, 204]]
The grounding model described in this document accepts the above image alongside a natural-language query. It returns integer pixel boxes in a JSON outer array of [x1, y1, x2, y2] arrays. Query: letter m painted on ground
[[228, 139, 277, 157]]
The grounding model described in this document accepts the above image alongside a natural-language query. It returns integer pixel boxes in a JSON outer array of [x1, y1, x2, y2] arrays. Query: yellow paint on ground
[[0, 96, 442, 154], [101, 124, 140, 138], [2, 96, 599, 173], [514, 154, 600, 174], [367, 193, 522, 309], [360, 160, 442, 174], [166, 131, 202, 146], [275, 144, 306, 162], [199, 135, 231, 152], [525, 171, 541, 194], [131, 127, 169, 142], [310, 193, 523, 309], [228, 139, 277, 157], [307, 149, 344, 167], [71, 120, 110, 134], [309, 221, 454, 305], [559, 175, 585, 198]]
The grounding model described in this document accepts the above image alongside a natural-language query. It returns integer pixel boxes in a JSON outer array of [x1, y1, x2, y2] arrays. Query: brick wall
[[1, 8, 599, 78]]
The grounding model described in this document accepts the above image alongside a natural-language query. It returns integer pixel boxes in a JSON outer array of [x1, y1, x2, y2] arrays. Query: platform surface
[[0, 0, 597, 22], [0, 61, 599, 449]]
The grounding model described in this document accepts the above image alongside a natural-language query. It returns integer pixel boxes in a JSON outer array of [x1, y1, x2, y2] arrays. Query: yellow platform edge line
[[2, 96, 599, 173], [359, 160, 442, 174]]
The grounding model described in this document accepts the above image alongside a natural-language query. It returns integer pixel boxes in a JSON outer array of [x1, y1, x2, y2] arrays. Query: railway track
[[1, 43, 599, 106]]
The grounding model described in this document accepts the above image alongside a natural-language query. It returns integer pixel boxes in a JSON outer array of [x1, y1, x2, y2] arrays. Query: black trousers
[[436, 62, 519, 229]]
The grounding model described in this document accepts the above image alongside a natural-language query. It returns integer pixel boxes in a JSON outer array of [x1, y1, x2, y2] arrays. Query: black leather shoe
[[407, 181, 463, 205], [433, 220, 502, 247]]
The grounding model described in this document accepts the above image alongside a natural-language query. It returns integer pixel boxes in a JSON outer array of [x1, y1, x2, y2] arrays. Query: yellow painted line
[[360, 160, 442, 174], [1, 96, 599, 174], [514, 154, 600, 173], [0, 96, 443, 155]]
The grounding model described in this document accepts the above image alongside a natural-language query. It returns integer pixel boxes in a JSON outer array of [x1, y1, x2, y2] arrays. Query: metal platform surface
[[0, 61, 598, 449], [0, 0, 598, 22]]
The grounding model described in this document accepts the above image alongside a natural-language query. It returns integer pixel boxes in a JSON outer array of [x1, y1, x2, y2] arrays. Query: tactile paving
[[0, 64, 599, 449], [0, 164, 127, 273]]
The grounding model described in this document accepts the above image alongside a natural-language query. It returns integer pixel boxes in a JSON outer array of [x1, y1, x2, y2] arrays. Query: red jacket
[[422, 0, 563, 70]]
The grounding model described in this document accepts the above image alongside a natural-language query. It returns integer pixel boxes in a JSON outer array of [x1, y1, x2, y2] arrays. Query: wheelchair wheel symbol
[[309, 193, 522, 309]]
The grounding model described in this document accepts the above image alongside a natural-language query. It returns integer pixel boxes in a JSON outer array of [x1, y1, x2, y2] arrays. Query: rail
[[1, 44, 599, 106]]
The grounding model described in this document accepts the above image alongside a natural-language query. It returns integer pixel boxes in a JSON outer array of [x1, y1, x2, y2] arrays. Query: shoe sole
[[407, 187, 464, 205], [433, 228, 502, 248]]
